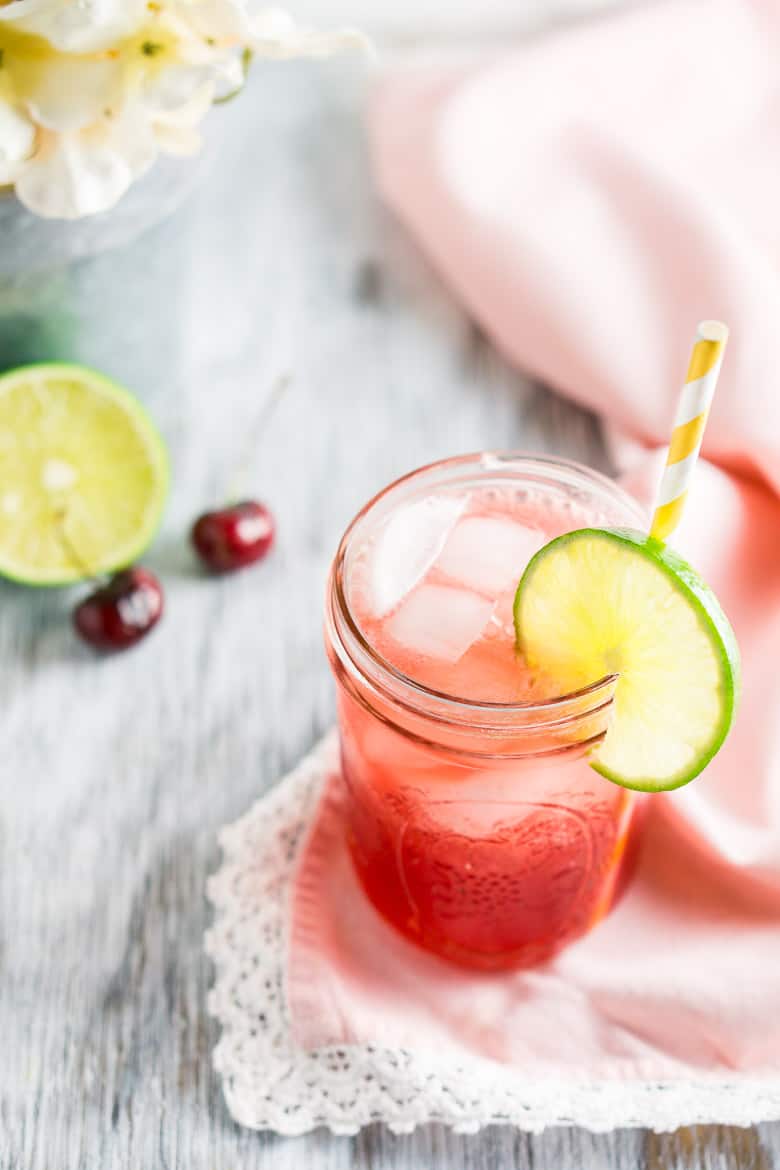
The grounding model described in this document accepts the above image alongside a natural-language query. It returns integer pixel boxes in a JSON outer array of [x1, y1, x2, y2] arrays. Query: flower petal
[[0, 0, 148, 53], [152, 122, 202, 157], [182, 2, 369, 57], [145, 72, 215, 156], [174, 0, 254, 43], [0, 101, 37, 182], [247, 6, 370, 58], [23, 56, 124, 132], [14, 110, 156, 219], [106, 105, 159, 177], [143, 67, 215, 118]]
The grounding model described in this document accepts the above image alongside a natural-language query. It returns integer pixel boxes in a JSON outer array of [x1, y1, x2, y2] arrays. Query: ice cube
[[368, 494, 467, 617], [436, 516, 545, 596], [386, 583, 494, 664]]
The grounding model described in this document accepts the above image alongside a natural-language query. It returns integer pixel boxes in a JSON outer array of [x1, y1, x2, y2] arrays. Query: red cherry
[[73, 567, 164, 651], [190, 500, 275, 573]]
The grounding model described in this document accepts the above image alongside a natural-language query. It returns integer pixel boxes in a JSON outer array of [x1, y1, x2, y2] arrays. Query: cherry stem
[[53, 508, 106, 586], [225, 371, 292, 503]]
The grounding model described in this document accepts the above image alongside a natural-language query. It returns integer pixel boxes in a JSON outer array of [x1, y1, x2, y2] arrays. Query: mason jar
[[325, 452, 648, 970]]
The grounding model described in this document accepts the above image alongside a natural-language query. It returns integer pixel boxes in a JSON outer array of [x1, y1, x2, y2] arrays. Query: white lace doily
[[205, 733, 780, 1136]]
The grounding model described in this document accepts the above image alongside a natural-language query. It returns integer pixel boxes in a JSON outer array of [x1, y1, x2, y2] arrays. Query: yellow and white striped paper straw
[[650, 320, 729, 542]]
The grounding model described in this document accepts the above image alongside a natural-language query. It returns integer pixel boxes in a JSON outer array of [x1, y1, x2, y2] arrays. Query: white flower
[[0, 2, 368, 219]]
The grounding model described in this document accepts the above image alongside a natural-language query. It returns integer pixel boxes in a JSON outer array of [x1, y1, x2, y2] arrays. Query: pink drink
[[325, 454, 646, 970]]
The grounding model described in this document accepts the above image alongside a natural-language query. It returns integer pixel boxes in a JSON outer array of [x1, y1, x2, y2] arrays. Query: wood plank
[[645, 1125, 775, 1170]]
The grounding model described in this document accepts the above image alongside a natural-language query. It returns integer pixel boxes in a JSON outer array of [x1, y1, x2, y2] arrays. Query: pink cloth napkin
[[287, 0, 780, 1077]]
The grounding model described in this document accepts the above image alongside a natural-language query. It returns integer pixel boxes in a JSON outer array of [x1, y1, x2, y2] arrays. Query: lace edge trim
[[205, 733, 780, 1136]]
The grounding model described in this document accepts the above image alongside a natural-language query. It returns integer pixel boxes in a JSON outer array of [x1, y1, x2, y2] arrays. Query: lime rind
[[0, 363, 169, 587], [514, 527, 740, 793]]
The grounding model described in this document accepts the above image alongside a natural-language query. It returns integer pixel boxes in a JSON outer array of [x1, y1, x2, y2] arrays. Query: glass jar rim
[[326, 450, 646, 728]]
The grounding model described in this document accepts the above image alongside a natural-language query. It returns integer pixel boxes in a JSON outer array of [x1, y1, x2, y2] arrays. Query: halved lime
[[0, 363, 169, 586], [514, 528, 740, 792]]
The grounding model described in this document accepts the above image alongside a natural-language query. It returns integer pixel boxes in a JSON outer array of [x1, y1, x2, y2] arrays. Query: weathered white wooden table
[[2, 61, 778, 1170]]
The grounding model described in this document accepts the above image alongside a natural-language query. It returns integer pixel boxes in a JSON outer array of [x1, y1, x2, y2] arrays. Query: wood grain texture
[[0, 62, 778, 1170]]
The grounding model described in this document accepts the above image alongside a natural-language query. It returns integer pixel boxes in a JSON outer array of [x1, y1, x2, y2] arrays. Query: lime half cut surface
[[0, 364, 169, 586], [513, 527, 740, 792]]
